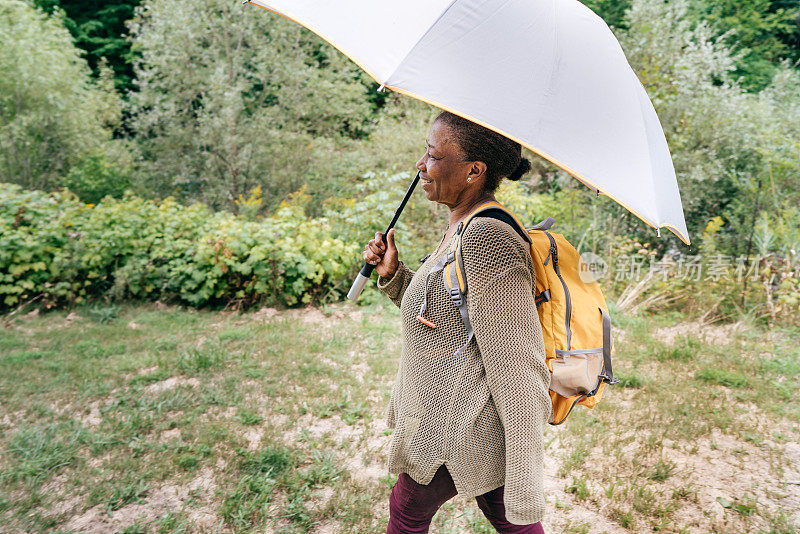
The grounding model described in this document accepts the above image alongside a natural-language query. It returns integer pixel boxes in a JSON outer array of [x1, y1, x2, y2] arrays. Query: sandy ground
[[12, 310, 799, 533]]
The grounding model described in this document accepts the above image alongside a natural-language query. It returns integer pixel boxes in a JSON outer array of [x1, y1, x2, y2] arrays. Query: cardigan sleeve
[[461, 218, 552, 525], [377, 260, 415, 308]]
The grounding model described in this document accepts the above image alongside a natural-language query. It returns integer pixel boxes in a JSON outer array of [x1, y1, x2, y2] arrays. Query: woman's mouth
[[421, 177, 432, 185]]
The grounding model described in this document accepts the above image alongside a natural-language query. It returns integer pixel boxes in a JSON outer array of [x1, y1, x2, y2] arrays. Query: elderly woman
[[362, 111, 552, 533]]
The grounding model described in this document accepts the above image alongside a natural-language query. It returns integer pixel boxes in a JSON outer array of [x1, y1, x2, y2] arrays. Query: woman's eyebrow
[[426, 139, 436, 150]]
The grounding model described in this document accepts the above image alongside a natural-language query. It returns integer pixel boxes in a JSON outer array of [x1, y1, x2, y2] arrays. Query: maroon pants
[[387, 464, 545, 533]]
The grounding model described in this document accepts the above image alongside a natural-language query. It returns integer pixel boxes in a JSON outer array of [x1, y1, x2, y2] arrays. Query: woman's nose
[[416, 154, 425, 171]]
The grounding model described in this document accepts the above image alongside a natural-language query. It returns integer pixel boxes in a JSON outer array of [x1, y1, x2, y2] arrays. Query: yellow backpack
[[423, 201, 618, 425]]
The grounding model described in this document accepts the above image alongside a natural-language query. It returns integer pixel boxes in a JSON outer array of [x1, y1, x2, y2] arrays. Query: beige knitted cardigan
[[377, 217, 552, 525]]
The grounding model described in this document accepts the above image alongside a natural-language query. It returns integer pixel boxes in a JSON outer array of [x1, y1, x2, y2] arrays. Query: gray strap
[[555, 348, 603, 355], [418, 252, 455, 319], [443, 252, 474, 359], [453, 330, 474, 360], [530, 216, 556, 231], [598, 307, 618, 384], [452, 297, 474, 359]]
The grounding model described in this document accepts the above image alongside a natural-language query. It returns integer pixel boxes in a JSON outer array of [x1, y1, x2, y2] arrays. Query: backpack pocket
[[549, 349, 604, 398]]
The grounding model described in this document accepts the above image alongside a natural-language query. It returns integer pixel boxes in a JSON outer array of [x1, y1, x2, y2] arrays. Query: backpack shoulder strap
[[459, 201, 531, 244], [530, 216, 556, 231], [445, 201, 529, 295], [453, 201, 532, 289], [438, 202, 532, 359]]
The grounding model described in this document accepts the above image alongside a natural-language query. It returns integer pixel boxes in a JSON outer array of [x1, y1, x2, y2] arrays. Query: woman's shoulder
[[461, 216, 529, 250], [460, 216, 531, 269]]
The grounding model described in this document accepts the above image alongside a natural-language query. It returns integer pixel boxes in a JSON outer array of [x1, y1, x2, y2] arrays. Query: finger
[[367, 237, 385, 250], [375, 232, 386, 250], [386, 228, 396, 249], [368, 242, 384, 255], [363, 250, 380, 265]]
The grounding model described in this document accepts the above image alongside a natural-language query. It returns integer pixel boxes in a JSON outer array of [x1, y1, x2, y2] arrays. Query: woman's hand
[[363, 228, 399, 279]]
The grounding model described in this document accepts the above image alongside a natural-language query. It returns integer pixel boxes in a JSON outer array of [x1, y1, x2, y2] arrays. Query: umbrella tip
[[657, 228, 661, 237], [377, 84, 386, 93]]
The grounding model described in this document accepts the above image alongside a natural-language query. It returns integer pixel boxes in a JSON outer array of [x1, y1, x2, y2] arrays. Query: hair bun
[[508, 157, 531, 181]]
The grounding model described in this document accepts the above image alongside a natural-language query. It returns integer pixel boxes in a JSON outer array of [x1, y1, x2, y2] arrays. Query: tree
[[32, 0, 142, 95], [580, 0, 631, 29], [0, 0, 131, 197], [618, 0, 800, 254], [688, 0, 800, 91], [127, 0, 374, 210], [583, 0, 800, 92]]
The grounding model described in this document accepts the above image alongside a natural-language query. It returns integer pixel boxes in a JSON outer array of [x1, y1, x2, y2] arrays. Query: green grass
[[695, 367, 750, 388], [0, 303, 395, 531], [553, 309, 800, 532], [0, 302, 798, 533]]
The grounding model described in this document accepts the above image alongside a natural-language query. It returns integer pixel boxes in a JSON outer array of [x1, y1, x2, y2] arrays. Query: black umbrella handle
[[347, 171, 421, 301]]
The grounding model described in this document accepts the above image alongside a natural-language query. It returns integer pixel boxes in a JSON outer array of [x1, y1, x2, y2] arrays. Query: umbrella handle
[[347, 171, 421, 301]]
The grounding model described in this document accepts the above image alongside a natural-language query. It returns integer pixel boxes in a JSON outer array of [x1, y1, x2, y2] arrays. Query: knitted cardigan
[[377, 217, 552, 525]]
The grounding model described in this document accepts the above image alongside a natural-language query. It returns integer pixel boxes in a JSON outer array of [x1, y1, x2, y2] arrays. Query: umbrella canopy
[[246, 0, 691, 245]]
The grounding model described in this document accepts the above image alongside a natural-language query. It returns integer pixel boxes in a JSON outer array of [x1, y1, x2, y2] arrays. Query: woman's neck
[[448, 191, 496, 228]]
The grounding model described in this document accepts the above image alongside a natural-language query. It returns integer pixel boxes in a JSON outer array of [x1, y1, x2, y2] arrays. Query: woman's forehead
[[428, 121, 456, 149]]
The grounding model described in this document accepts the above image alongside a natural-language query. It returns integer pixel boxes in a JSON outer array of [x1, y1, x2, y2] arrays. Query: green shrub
[[0, 182, 358, 309]]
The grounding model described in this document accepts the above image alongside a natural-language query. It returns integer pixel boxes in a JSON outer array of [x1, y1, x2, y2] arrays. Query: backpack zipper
[[544, 231, 573, 350]]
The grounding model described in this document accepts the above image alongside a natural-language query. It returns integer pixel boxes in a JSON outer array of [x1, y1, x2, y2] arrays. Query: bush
[[0, 0, 131, 196], [0, 183, 358, 309]]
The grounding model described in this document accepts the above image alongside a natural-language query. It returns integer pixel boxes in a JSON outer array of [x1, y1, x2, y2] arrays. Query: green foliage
[[647, 460, 676, 482], [566, 476, 590, 500], [585, 0, 800, 92], [127, 0, 374, 209], [619, 0, 800, 255], [323, 170, 442, 266], [32, 0, 142, 94], [221, 444, 299, 528], [688, 0, 800, 91], [0, 0, 132, 196], [716, 495, 758, 516], [580, 0, 631, 29], [0, 182, 359, 309], [182, 187, 358, 306], [2, 0, 800, 326], [62, 151, 133, 204]]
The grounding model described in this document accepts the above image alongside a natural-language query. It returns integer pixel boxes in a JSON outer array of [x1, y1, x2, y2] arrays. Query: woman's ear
[[468, 161, 487, 183]]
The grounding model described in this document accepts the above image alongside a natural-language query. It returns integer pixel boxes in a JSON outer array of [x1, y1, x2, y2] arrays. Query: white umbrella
[[245, 0, 692, 298]]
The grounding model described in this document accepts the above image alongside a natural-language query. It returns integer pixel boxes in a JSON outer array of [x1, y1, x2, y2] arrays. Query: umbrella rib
[[381, 84, 690, 245], [632, 77, 663, 231], [245, 0, 691, 246], [381, 0, 463, 85]]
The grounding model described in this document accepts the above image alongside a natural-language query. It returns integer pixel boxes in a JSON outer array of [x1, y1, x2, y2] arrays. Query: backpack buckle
[[535, 289, 551, 307], [448, 287, 463, 306], [600, 373, 619, 385]]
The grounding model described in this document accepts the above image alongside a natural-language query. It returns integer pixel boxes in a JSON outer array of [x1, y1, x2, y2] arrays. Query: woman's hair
[[434, 110, 531, 193]]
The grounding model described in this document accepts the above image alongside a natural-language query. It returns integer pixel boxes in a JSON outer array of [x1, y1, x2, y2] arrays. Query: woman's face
[[416, 120, 477, 208]]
